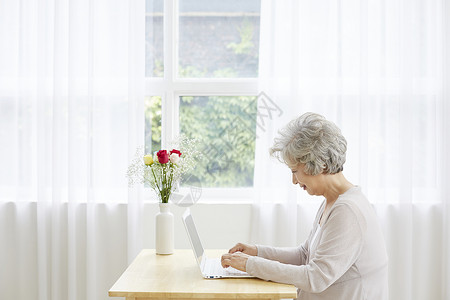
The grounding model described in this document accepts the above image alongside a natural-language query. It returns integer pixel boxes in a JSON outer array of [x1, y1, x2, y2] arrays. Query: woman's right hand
[[228, 243, 258, 256]]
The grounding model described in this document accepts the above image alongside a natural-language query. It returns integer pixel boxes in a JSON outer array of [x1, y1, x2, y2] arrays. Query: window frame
[[145, 0, 260, 202]]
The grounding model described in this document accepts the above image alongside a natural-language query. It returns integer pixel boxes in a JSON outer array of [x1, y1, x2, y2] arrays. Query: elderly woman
[[221, 112, 388, 300]]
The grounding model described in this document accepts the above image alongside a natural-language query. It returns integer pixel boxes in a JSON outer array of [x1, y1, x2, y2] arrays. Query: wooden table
[[109, 249, 297, 300]]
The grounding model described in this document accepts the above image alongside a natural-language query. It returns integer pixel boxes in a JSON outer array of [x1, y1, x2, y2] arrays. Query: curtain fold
[[442, 1, 450, 299], [0, 0, 145, 300], [254, 0, 450, 299]]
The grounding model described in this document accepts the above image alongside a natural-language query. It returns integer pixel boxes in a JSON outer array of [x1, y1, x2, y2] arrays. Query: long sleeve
[[246, 203, 364, 293], [256, 242, 309, 266], [254, 202, 325, 267]]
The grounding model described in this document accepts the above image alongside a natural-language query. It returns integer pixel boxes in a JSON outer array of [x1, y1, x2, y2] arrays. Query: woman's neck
[[323, 172, 354, 205]]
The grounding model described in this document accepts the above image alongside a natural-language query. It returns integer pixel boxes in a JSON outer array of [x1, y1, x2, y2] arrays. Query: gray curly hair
[[269, 112, 347, 175]]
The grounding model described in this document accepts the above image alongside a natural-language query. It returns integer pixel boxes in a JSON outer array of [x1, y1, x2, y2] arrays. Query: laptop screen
[[183, 210, 205, 260]]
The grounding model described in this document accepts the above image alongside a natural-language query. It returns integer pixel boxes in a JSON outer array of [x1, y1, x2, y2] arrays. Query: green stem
[[150, 166, 162, 196], [162, 163, 170, 203]]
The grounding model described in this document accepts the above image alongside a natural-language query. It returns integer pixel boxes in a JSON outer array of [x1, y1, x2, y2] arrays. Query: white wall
[[143, 203, 255, 250]]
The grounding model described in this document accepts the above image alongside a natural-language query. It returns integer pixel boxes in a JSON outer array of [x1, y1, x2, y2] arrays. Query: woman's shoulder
[[336, 186, 370, 210], [331, 188, 370, 231]]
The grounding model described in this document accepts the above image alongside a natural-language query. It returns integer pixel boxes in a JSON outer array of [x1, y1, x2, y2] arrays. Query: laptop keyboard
[[204, 258, 249, 276]]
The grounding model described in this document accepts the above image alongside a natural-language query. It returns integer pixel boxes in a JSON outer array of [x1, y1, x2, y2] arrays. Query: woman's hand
[[221, 243, 257, 272], [221, 251, 250, 272], [228, 242, 258, 256]]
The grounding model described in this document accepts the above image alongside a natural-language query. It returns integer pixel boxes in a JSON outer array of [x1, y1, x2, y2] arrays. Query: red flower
[[170, 149, 182, 157], [157, 150, 170, 164]]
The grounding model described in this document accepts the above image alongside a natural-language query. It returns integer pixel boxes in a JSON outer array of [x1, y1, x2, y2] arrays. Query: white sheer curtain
[[253, 0, 450, 299], [0, 0, 144, 300]]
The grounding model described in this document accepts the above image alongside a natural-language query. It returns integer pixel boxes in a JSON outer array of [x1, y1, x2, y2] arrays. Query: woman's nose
[[292, 173, 298, 185]]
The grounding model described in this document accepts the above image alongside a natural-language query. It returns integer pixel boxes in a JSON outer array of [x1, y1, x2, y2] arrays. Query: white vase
[[155, 202, 174, 255]]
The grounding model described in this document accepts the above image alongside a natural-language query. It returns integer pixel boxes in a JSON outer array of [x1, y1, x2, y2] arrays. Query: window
[[179, 95, 257, 187], [145, 0, 261, 198], [178, 1, 260, 78], [146, 0, 164, 77]]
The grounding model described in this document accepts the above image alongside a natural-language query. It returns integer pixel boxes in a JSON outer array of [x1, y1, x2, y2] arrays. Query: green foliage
[[144, 96, 162, 153], [227, 18, 256, 56], [178, 65, 207, 77], [213, 67, 237, 78], [152, 59, 164, 77], [180, 95, 257, 187]]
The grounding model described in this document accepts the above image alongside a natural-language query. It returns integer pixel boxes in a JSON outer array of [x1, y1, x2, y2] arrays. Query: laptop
[[182, 209, 255, 279]]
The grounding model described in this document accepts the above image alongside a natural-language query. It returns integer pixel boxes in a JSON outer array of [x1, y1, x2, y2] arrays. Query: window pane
[[178, 0, 261, 78], [146, 0, 164, 77], [180, 96, 258, 187], [144, 96, 162, 153]]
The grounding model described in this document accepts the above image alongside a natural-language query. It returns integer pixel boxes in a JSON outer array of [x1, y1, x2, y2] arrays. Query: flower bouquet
[[127, 137, 199, 203]]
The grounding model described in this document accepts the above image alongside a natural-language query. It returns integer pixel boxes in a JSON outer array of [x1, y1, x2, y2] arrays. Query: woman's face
[[291, 163, 325, 196]]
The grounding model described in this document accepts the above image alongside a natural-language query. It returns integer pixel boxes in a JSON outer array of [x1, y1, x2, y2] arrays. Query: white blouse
[[246, 186, 388, 300]]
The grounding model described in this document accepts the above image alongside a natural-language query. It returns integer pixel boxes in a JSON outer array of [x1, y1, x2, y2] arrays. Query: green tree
[[144, 96, 162, 154], [179, 95, 257, 187]]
